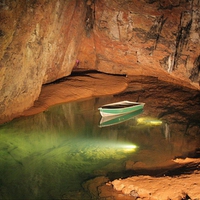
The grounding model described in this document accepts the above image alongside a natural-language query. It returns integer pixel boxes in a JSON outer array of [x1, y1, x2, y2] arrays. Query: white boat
[[98, 100, 145, 117], [99, 108, 143, 127]]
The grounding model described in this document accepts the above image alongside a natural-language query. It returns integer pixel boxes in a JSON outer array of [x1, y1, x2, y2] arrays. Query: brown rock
[[0, 0, 199, 124]]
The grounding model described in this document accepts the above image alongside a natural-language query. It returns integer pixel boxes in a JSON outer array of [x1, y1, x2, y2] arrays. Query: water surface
[[0, 77, 200, 200]]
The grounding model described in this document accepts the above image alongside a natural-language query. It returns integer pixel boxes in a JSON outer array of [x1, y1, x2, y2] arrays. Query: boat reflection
[[99, 109, 143, 127]]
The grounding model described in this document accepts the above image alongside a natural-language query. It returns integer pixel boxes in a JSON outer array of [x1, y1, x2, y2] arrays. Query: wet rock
[[82, 176, 109, 198], [130, 190, 139, 198]]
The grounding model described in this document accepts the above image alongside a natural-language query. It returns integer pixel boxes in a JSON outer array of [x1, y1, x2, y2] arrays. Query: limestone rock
[[0, 0, 85, 122]]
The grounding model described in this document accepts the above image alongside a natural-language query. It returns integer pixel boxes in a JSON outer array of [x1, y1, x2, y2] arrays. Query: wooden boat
[[98, 100, 145, 117], [99, 108, 143, 127]]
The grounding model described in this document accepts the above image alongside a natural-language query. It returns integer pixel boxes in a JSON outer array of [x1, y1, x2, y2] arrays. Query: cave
[[0, 0, 200, 199]]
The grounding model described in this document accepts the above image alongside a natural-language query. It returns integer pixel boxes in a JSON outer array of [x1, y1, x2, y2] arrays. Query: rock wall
[[0, 0, 199, 124], [0, 0, 86, 123], [79, 0, 200, 81]]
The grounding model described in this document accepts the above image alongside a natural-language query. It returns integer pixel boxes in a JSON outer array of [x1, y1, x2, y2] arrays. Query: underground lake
[[0, 75, 200, 200]]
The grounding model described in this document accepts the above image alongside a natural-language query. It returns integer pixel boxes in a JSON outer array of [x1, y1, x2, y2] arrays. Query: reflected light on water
[[100, 141, 138, 152], [78, 139, 138, 155], [137, 117, 162, 126], [120, 144, 137, 152]]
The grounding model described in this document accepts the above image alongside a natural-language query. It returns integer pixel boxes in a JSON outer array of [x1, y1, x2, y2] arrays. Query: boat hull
[[98, 101, 145, 117], [99, 108, 143, 127]]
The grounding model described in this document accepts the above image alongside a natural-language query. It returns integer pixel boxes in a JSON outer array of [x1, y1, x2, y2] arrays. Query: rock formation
[[0, 0, 199, 124], [0, 0, 86, 123], [80, 0, 200, 80]]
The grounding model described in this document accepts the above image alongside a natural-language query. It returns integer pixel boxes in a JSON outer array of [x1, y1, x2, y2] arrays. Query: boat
[[99, 108, 143, 127], [98, 100, 145, 117]]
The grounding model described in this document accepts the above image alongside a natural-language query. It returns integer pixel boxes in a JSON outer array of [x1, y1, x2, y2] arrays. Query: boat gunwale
[[99, 101, 145, 111]]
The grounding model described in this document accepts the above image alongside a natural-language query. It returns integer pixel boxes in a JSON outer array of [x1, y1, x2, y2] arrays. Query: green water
[[0, 97, 199, 200]]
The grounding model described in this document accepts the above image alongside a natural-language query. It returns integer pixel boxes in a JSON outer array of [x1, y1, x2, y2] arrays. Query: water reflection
[[0, 98, 139, 200], [0, 78, 200, 199], [164, 123, 170, 141]]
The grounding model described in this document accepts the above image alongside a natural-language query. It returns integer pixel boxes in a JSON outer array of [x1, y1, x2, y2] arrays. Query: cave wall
[[79, 0, 200, 81], [0, 0, 86, 123], [0, 0, 200, 124]]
